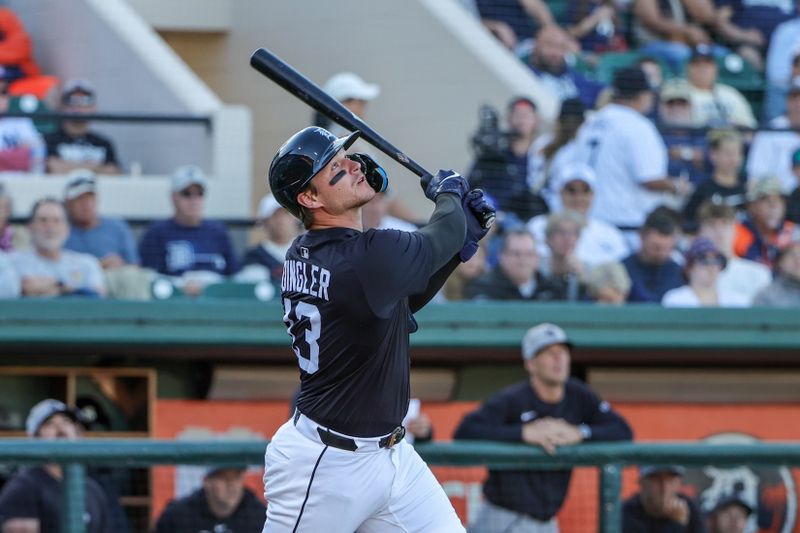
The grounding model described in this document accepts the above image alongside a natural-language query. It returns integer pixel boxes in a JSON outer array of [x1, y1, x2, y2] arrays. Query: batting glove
[[421, 169, 469, 203], [460, 189, 495, 262], [348, 153, 388, 193]]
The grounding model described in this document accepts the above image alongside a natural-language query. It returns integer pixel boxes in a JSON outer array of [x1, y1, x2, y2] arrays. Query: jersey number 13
[[282, 298, 321, 374]]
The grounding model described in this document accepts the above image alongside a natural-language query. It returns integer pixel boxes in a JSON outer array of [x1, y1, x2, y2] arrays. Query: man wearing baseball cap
[[455, 323, 632, 532], [623, 465, 706, 532], [706, 493, 754, 533], [138, 165, 239, 295], [0, 399, 113, 532]]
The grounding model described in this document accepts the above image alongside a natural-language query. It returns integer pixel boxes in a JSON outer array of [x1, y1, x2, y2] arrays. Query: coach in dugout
[[454, 322, 632, 533]]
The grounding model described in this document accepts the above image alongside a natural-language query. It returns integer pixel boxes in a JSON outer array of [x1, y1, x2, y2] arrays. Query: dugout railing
[[3, 439, 800, 533]]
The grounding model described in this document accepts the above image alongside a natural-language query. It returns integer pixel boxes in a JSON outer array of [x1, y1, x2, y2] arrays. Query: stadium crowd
[[0, 1, 799, 307]]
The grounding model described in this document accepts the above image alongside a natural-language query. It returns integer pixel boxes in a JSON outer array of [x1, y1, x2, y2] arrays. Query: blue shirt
[[529, 64, 605, 109], [623, 253, 685, 303], [65, 217, 140, 265], [138, 218, 239, 276], [716, 0, 796, 40]]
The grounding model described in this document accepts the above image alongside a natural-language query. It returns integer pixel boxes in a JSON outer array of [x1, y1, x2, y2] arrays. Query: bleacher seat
[[201, 281, 276, 301]]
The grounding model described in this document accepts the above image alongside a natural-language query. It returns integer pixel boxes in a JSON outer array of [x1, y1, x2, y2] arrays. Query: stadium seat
[[714, 53, 764, 93], [8, 94, 57, 135], [594, 51, 644, 84]]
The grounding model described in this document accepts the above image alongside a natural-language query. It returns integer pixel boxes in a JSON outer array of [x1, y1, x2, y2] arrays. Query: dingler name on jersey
[[282, 259, 331, 301]]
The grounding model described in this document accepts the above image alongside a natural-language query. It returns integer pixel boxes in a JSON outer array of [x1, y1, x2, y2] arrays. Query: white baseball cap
[[522, 323, 573, 360], [64, 169, 97, 200], [323, 72, 380, 102], [257, 194, 282, 219], [553, 162, 596, 193], [26, 399, 78, 436], [171, 165, 207, 193]]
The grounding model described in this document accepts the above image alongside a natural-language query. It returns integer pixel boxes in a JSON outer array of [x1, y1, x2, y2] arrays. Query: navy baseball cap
[[689, 44, 715, 62], [709, 493, 754, 516], [612, 67, 652, 98], [640, 465, 685, 478]]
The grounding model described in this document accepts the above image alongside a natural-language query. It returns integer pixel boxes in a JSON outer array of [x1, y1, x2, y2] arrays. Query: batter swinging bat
[[249, 47, 495, 230]]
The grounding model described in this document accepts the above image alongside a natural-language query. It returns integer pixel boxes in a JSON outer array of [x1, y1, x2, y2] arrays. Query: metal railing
[[2, 439, 800, 532]]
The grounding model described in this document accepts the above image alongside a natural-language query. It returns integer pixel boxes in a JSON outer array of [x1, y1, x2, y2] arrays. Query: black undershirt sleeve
[[416, 193, 466, 272]]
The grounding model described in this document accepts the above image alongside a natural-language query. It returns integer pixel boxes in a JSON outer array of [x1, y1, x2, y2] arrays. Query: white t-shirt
[[0, 117, 46, 173], [661, 284, 750, 307], [689, 84, 757, 128], [527, 215, 629, 266], [745, 115, 800, 192], [717, 256, 773, 304], [9, 249, 105, 295], [574, 104, 668, 227]]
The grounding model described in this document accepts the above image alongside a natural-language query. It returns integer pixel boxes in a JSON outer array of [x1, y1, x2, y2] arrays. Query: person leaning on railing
[[454, 323, 633, 533]]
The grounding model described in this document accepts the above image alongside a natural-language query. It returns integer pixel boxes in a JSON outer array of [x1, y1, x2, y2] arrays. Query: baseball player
[[262, 126, 494, 532]]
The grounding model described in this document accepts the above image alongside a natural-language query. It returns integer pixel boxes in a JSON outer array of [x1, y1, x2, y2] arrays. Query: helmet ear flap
[[347, 153, 388, 194]]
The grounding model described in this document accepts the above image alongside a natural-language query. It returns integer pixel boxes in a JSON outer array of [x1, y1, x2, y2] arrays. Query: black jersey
[[281, 226, 434, 437]]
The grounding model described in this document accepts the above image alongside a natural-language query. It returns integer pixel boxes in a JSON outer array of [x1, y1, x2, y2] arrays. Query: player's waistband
[[292, 409, 405, 452]]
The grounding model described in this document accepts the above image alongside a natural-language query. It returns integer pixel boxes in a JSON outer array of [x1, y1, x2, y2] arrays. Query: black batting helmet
[[268, 126, 360, 219]]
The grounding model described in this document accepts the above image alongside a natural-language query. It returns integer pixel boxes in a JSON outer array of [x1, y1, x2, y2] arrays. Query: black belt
[[293, 410, 405, 451]]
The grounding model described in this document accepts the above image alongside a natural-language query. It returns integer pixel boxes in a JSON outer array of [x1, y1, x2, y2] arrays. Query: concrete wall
[[4, 0, 252, 219], [148, 0, 555, 218]]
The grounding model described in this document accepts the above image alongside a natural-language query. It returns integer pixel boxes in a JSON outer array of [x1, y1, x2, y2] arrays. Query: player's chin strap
[[347, 153, 388, 193]]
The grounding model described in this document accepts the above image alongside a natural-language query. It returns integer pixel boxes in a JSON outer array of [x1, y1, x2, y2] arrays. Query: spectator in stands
[[529, 97, 586, 212], [154, 466, 265, 533], [659, 80, 708, 187], [575, 67, 686, 240], [632, 0, 717, 73], [464, 229, 557, 300], [63, 169, 139, 268], [623, 465, 706, 532], [713, 0, 796, 72], [682, 129, 746, 232], [662, 236, 749, 306], [475, 0, 556, 53], [139, 165, 239, 296], [0, 399, 112, 532], [0, 183, 13, 252], [0, 8, 58, 101], [0, 80, 44, 173], [442, 244, 488, 301], [9, 198, 105, 298], [586, 260, 632, 304], [753, 241, 800, 307], [753, 240, 800, 305], [747, 78, 800, 192], [45, 80, 120, 175], [565, 0, 628, 56], [684, 45, 758, 128], [539, 211, 591, 301], [763, 23, 800, 121], [319, 72, 418, 225], [527, 25, 604, 109], [0, 250, 19, 299], [706, 493, 753, 533], [361, 189, 418, 232], [470, 96, 548, 221], [527, 162, 629, 265], [733, 177, 797, 267], [239, 193, 302, 284], [697, 201, 772, 303], [787, 148, 800, 223], [455, 322, 632, 533], [623, 207, 685, 303]]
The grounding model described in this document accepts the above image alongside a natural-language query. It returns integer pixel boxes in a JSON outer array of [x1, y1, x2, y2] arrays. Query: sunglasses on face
[[695, 255, 724, 267], [179, 189, 204, 198]]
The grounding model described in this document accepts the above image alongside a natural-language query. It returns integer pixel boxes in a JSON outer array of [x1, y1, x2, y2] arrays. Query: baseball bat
[[249, 47, 494, 230]]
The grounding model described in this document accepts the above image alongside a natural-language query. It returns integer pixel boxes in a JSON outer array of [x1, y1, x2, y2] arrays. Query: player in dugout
[[260, 125, 495, 532]]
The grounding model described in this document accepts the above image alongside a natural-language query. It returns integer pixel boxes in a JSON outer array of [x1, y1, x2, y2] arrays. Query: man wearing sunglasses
[[138, 165, 239, 296], [44, 79, 120, 175]]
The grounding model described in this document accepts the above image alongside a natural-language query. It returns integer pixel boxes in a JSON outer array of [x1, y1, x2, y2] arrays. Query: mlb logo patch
[[300, 247, 309, 259]]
